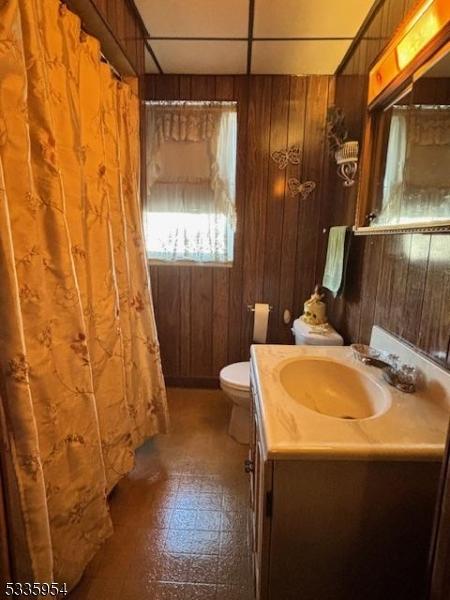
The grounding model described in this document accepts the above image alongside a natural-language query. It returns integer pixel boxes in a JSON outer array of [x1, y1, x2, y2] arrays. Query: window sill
[[148, 259, 233, 268]]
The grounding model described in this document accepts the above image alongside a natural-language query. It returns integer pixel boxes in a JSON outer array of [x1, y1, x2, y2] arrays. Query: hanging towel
[[322, 226, 350, 297]]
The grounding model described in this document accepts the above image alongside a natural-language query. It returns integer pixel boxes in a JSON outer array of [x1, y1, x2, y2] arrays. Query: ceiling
[[135, 0, 378, 76]]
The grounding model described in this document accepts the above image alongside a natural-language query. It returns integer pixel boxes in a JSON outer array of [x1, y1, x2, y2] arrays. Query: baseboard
[[165, 376, 220, 389]]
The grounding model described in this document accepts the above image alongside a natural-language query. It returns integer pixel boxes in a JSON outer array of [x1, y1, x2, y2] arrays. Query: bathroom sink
[[279, 357, 391, 420]]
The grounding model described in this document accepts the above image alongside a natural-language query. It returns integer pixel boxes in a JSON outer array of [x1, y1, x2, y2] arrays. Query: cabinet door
[[253, 436, 273, 600], [250, 366, 273, 600], [249, 386, 257, 519], [428, 418, 450, 599]]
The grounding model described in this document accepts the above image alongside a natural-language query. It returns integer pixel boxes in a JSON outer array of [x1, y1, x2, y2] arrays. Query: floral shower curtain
[[0, 0, 168, 588]]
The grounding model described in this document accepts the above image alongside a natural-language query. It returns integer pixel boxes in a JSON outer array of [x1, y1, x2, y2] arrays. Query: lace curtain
[[377, 105, 450, 225], [144, 102, 237, 264], [0, 0, 168, 588]]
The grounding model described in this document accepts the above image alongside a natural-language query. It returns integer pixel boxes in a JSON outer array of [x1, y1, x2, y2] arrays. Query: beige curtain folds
[[0, 0, 168, 588]]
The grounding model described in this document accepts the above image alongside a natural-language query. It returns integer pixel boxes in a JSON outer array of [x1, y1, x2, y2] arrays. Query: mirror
[[355, 0, 450, 234], [371, 51, 450, 227]]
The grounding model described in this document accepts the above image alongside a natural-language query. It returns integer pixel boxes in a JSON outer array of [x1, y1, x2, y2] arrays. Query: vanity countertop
[[250, 344, 450, 462]]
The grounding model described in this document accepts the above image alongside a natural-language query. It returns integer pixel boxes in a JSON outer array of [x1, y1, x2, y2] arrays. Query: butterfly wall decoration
[[271, 144, 301, 170], [288, 178, 316, 200]]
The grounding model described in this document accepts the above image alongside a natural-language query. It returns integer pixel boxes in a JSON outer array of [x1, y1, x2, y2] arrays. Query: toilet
[[220, 317, 343, 444]]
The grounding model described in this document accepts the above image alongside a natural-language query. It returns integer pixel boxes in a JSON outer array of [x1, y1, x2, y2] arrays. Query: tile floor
[[69, 388, 253, 600]]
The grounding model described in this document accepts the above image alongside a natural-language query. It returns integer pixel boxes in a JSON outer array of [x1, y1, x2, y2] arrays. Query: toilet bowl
[[220, 318, 343, 445], [219, 361, 251, 444]]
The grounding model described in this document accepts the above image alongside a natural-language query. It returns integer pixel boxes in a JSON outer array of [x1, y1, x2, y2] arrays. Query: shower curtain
[[0, 0, 168, 588]]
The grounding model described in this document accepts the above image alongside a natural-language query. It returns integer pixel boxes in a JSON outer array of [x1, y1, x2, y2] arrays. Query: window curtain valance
[[153, 106, 217, 143], [146, 102, 237, 222], [405, 104, 450, 146]]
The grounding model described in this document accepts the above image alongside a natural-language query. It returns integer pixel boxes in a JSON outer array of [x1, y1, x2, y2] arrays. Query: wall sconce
[[327, 106, 359, 188], [335, 141, 359, 187]]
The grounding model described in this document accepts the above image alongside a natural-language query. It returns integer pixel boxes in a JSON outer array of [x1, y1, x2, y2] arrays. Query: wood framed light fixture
[[355, 0, 450, 234], [368, 0, 450, 107]]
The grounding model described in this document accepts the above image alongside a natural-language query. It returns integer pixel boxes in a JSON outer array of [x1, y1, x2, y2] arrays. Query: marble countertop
[[250, 344, 450, 462]]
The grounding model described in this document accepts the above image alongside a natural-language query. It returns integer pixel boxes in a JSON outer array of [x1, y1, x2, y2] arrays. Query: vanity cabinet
[[249, 366, 442, 600]]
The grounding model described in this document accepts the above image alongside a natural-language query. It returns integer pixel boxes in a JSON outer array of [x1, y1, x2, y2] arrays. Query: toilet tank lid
[[220, 361, 250, 390], [292, 317, 343, 345]]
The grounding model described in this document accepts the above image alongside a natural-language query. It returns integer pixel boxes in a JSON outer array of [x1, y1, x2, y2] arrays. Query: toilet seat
[[220, 361, 250, 392]]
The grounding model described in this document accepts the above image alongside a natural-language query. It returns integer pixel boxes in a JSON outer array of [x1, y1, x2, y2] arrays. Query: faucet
[[382, 364, 417, 394]]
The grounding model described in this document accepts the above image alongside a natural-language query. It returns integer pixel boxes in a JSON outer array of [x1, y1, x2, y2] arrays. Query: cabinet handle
[[244, 459, 254, 473]]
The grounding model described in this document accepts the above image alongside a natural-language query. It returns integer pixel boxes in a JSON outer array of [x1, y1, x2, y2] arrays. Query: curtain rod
[[145, 101, 236, 106], [60, 2, 123, 82], [100, 53, 123, 82]]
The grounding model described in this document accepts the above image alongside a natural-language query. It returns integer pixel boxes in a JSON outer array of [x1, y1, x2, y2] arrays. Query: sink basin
[[279, 357, 391, 420]]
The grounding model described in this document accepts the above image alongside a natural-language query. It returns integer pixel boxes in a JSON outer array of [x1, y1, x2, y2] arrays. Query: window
[[144, 101, 237, 265]]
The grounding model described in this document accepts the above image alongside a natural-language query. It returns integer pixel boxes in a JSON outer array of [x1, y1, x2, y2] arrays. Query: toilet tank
[[292, 317, 343, 346]]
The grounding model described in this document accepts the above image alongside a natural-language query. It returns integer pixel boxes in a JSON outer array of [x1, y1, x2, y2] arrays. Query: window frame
[[144, 100, 238, 267]]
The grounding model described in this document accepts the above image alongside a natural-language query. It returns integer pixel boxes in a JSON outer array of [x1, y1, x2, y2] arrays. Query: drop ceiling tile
[[150, 41, 247, 74], [135, 0, 248, 38], [145, 48, 160, 74], [252, 40, 353, 75], [254, 0, 377, 38]]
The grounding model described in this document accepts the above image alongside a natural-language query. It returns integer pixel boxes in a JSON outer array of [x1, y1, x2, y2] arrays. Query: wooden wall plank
[[241, 76, 273, 357], [263, 76, 290, 343], [278, 76, 307, 343], [294, 76, 330, 313], [357, 236, 384, 345], [212, 269, 230, 374], [156, 266, 180, 378], [179, 76, 191, 99], [401, 234, 431, 346], [418, 235, 450, 367], [315, 76, 336, 288], [340, 234, 365, 343], [179, 267, 192, 377], [373, 236, 399, 332], [190, 267, 214, 376]]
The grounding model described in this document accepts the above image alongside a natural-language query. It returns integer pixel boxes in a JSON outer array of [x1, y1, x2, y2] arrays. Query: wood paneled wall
[[144, 75, 334, 385], [91, 0, 145, 73], [325, 0, 450, 371], [67, 0, 146, 75]]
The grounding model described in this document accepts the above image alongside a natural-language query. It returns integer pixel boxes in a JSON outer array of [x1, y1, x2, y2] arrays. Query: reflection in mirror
[[371, 49, 450, 227]]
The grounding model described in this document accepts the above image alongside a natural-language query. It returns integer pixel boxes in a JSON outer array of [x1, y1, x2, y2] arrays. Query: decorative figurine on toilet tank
[[302, 285, 328, 326], [292, 286, 343, 344]]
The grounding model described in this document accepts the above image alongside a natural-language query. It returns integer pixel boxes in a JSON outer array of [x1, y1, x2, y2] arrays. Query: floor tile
[[165, 528, 195, 553], [196, 493, 223, 511], [69, 388, 253, 599], [190, 530, 221, 555], [183, 583, 217, 599], [170, 509, 198, 530], [196, 510, 222, 531], [155, 552, 193, 582], [220, 511, 247, 532], [188, 553, 219, 583]]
